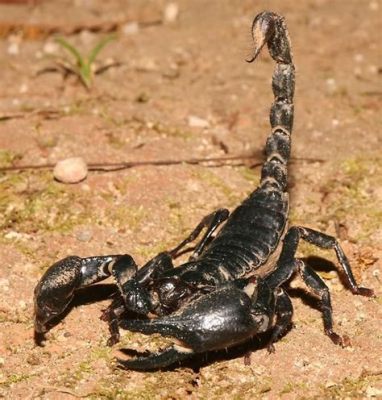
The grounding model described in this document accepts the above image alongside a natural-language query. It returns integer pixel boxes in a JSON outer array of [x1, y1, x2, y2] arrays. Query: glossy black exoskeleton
[[34, 11, 374, 370]]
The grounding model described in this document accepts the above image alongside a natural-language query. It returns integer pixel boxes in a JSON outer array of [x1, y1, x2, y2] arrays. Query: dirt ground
[[0, 0, 381, 399]]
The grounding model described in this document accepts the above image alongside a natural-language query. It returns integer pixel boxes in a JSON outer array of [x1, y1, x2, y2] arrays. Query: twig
[[0, 113, 25, 121], [0, 19, 162, 40], [0, 109, 62, 121], [0, 155, 325, 173], [32, 386, 92, 399]]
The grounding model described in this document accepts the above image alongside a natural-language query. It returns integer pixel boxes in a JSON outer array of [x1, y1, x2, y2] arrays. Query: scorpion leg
[[267, 288, 293, 353], [283, 226, 374, 297], [265, 226, 374, 346], [298, 261, 351, 346], [100, 296, 126, 346], [168, 208, 229, 259], [34, 254, 137, 340], [266, 258, 349, 346]]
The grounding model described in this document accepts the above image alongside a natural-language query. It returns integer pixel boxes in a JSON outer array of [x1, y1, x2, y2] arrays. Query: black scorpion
[[34, 11, 374, 370]]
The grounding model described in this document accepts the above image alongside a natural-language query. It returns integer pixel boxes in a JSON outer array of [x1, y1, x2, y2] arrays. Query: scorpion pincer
[[34, 11, 374, 370]]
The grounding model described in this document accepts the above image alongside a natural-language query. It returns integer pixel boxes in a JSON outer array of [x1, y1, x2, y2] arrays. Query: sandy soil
[[0, 0, 381, 399]]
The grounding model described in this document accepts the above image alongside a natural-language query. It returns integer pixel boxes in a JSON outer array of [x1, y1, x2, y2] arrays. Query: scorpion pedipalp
[[117, 282, 273, 370], [34, 254, 137, 341]]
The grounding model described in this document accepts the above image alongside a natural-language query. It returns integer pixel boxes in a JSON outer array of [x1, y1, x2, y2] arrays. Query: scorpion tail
[[249, 11, 295, 192]]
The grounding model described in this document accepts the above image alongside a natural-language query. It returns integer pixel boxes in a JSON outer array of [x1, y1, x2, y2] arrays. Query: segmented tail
[[248, 11, 295, 191]]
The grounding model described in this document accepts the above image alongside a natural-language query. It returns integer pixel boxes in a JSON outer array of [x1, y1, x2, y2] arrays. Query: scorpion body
[[34, 11, 374, 370]]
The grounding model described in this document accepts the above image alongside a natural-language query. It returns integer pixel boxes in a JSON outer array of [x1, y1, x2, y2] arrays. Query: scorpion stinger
[[33, 11, 374, 371]]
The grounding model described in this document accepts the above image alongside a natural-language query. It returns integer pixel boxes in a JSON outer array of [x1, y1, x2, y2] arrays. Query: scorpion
[[34, 11, 374, 370]]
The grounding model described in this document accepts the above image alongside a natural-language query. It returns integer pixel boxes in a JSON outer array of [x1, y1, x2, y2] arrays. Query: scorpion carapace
[[33, 11, 374, 370]]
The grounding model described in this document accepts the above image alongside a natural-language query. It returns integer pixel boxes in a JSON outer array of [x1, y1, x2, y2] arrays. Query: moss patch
[[0, 171, 93, 234], [291, 156, 382, 247]]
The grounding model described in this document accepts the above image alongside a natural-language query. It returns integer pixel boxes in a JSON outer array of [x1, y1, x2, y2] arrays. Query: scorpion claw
[[117, 345, 193, 371], [34, 254, 132, 339], [34, 256, 83, 335], [118, 285, 272, 370]]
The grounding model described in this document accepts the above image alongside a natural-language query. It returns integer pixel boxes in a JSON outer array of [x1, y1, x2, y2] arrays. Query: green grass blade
[[79, 65, 92, 89], [55, 37, 86, 70], [88, 34, 116, 66]]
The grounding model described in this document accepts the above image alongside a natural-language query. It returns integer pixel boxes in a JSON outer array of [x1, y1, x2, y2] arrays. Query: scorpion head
[[120, 280, 152, 315], [152, 276, 194, 314]]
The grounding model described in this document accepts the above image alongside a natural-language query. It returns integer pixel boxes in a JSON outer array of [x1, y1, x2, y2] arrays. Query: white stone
[[354, 53, 364, 63], [369, 1, 379, 11], [7, 42, 20, 55], [43, 41, 59, 55], [366, 386, 382, 398], [134, 57, 158, 72], [19, 84, 28, 94], [53, 157, 88, 184], [122, 21, 139, 35], [188, 115, 210, 128], [75, 228, 93, 242], [163, 3, 179, 23]]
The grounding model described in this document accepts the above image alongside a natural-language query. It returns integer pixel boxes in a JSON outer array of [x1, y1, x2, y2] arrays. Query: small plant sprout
[[54, 34, 117, 89]]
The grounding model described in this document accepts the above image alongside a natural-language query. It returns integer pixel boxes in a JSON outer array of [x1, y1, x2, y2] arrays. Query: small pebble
[[75, 229, 93, 242], [26, 354, 41, 366], [369, 1, 379, 11], [188, 115, 210, 128], [18, 300, 27, 310], [372, 269, 380, 277], [326, 78, 337, 94], [134, 57, 158, 72], [368, 65, 378, 74], [53, 157, 88, 184], [4, 231, 21, 240], [294, 359, 309, 368], [80, 30, 95, 46], [163, 3, 179, 23], [7, 42, 20, 55], [366, 386, 382, 398], [122, 21, 139, 35], [0, 278, 10, 290], [19, 83, 28, 94], [43, 41, 59, 55]]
